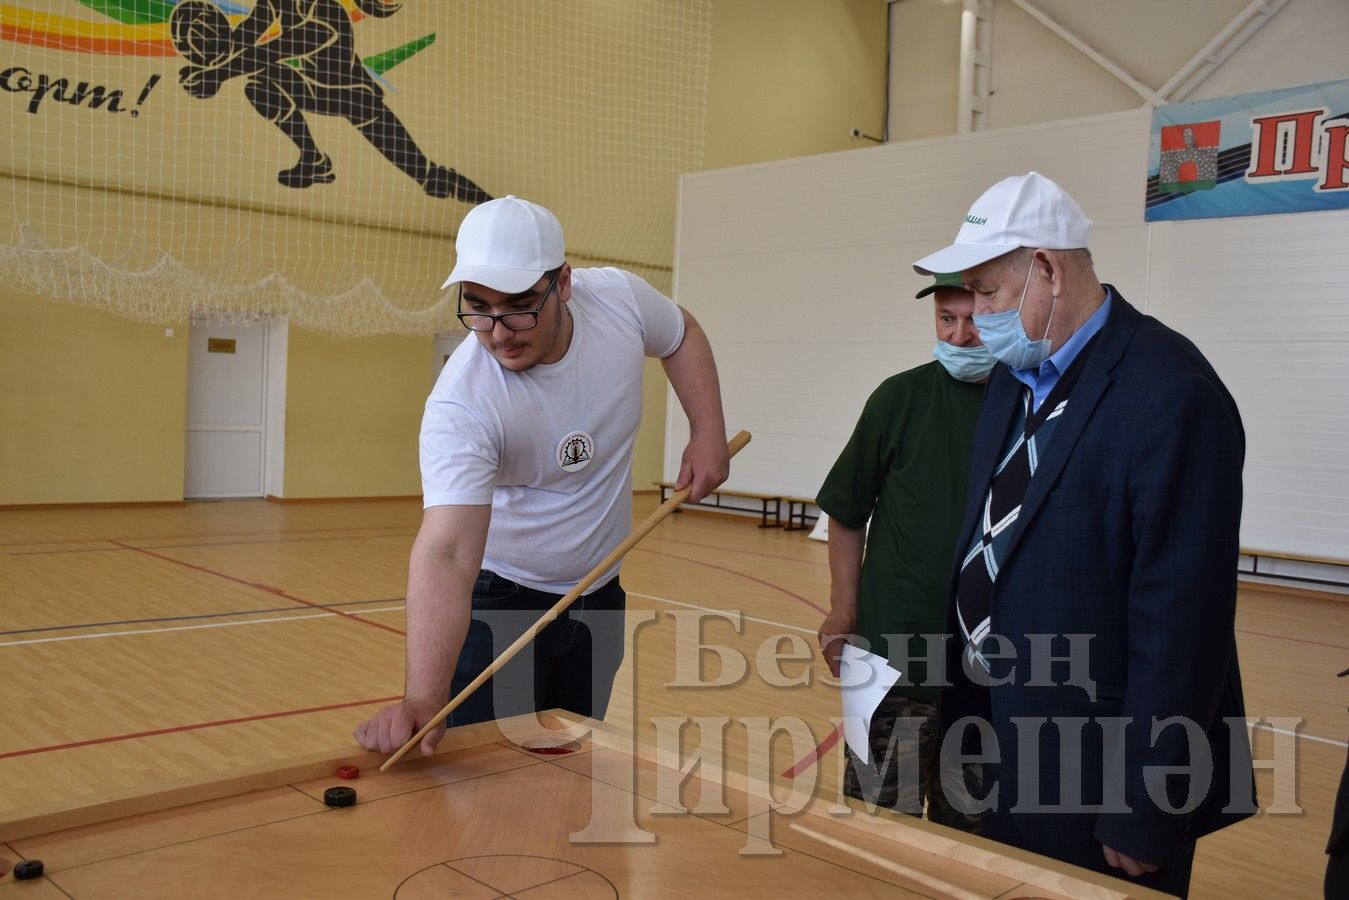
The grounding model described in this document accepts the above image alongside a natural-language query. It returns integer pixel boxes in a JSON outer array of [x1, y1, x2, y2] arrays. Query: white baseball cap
[[912, 172, 1092, 275], [442, 195, 565, 293]]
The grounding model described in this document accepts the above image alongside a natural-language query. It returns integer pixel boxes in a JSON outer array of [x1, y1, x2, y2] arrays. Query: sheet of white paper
[[838, 643, 903, 766]]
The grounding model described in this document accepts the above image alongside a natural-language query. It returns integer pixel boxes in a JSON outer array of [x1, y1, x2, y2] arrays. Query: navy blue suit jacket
[[940, 291, 1256, 875]]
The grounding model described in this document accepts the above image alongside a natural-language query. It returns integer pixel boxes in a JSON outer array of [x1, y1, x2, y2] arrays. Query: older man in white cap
[[915, 173, 1254, 896], [356, 195, 728, 756]]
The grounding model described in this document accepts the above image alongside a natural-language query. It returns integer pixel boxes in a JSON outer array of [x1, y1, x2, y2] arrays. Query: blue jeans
[[445, 570, 627, 727]]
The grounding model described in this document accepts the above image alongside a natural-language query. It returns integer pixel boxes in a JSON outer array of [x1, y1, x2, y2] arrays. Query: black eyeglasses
[[456, 270, 560, 333]]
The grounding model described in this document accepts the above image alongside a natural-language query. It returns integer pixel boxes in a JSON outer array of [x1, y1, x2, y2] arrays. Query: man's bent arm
[[404, 504, 492, 704], [661, 306, 729, 502], [354, 503, 489, 755]]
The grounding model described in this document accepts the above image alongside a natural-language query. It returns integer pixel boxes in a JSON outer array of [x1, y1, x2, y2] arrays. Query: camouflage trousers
[[842, 691, 982, 833]]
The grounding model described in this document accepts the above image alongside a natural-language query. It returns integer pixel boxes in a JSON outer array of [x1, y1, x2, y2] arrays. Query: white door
[[185, 319, 268, 498]]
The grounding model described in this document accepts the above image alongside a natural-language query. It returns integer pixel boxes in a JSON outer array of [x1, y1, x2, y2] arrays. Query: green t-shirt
[[816, 360, 984, 700]]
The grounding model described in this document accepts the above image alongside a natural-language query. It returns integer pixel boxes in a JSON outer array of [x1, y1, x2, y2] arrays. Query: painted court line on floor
[[0, 520, 419, 550], [782, 723, 844, 779], [0, 695, 402, 760], [0, 605, 407, 648], [0, 591, 790, 649], [109, 540, 406, 637], [627, 591, 814, 636], [631, 547, 828, 615], [0, 523, 410, 553], [100, 532, 415, 554], [651, 534, 827, 567], [0, 596, 406, 637], [1234, 626, 1347, 651], [2, 529, 418, 558], [629, 589, 847, 781], [1250, 721, 1347, 749]]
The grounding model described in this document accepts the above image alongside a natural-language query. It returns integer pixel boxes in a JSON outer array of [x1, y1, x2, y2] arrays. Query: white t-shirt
[[420, 267, 685, 594]]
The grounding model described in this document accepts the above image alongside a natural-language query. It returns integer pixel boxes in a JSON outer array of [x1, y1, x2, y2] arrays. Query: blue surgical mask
[[972, 262, 1056, 370], [933, 341, 996, 382]]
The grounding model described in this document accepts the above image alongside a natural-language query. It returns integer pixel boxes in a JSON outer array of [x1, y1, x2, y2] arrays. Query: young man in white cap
[[355, 195, 728, 756], [816, 272, 991, 829], [914, 173, 1254, 896]]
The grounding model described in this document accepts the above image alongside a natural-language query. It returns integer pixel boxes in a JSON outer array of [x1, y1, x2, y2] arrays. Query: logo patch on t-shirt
[[556, 431, 595, 472]]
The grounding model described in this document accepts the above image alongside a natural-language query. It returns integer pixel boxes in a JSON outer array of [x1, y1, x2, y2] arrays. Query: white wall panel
[[674, 107, 1349, 563]]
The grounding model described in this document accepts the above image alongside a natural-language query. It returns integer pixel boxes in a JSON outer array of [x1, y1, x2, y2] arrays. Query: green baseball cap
[[914, 271, 967, 299]]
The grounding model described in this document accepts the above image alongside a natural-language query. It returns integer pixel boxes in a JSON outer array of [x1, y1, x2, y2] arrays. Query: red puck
[[335, 765, 359, 780]]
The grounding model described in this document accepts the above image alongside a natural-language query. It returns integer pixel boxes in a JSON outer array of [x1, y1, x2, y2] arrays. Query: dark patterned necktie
[[955, 337, 1098, 674]]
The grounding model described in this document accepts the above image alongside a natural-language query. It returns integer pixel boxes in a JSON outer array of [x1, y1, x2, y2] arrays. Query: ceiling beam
[[1008, 0, 1167, 107], [958, 0, 993, 133], [1157, 0, 1289, 103]]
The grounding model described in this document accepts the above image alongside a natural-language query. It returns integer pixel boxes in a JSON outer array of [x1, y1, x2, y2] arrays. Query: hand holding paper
[[837, 643, 903, 766]]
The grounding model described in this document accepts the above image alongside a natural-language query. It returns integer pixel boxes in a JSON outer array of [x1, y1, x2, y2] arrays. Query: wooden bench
[[1239, 547, 1349, 591], [654, 482, 783, 528], [783, 496, 820, 532]]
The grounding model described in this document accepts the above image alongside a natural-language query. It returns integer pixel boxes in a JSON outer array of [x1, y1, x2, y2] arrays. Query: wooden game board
[[0, 713, 1170, 899]]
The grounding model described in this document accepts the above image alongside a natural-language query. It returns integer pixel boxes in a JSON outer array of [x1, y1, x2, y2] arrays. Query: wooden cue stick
[[381, 429, 753, 771], [789, 823, 989, 900]]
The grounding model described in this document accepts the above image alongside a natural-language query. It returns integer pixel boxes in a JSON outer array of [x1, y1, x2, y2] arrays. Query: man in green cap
[[815, 271, 989, 828]]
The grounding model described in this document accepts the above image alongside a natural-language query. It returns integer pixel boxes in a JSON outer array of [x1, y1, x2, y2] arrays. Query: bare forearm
[[402, 517, 487, 702], [403, 566, 472, 702], [817, 518, 865, 676], [354, 505, 489, 756], [826, 520, 866, 613]]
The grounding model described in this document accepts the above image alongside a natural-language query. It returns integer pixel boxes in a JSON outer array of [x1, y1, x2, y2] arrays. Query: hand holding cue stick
[[381, 429, 753, 771]]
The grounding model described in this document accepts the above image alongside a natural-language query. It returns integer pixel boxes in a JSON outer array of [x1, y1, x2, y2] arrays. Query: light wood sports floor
[[1, 496, 1344, 897]]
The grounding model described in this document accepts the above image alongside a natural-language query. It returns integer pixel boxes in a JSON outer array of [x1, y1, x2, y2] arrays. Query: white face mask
[[971, 261, 1056, 370], [932, 341, 996, 382]]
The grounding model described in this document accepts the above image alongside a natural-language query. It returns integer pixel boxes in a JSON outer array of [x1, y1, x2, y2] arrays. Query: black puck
[[14, 859, 44, 880], [323, 786, 357, 808]]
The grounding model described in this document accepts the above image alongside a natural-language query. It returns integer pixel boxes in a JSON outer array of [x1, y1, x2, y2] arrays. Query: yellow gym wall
[[0, 0, 887, 505], [282, 329, 425, 499], [0, 287, 188, 504], [704, 0, 889, 170]]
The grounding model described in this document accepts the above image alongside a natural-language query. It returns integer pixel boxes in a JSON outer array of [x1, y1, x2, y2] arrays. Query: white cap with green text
[[912, 172, 1092, 275]]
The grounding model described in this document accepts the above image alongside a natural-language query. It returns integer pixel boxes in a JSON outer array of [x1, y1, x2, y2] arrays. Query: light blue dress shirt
[[1010, 288, 1113, 412]]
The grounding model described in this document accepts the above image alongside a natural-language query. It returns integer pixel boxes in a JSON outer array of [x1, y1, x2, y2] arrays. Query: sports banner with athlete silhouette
[[0, 1, 711, 335], [170, 0, 487, 200]]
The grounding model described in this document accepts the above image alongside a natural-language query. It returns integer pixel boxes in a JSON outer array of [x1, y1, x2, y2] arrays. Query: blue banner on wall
[[1146, 78, 1349, 221]]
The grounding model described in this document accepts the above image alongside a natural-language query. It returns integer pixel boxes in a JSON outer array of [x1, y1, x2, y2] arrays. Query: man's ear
[[557, 263, 573, 302], [1036, 250, 1062, 288]]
